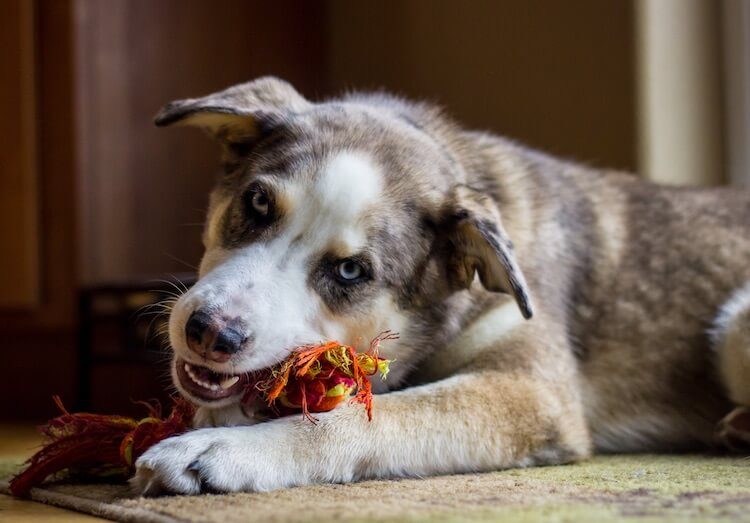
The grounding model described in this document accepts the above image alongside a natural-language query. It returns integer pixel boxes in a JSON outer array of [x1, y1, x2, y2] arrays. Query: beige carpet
[[2, 455, 750, 523]]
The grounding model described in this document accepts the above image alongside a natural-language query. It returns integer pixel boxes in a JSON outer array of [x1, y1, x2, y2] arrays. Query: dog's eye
[[335, 259, 366, 283], [250, 192, 270, 216]]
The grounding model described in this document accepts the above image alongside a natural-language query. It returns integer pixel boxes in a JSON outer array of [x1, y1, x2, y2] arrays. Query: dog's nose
[[185, 310, 212, 346], [185, 310, 245, 362], [213, 327, 244, 355]]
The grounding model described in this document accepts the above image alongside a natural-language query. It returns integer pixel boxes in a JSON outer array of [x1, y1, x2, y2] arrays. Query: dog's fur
[[133, 78, 750, 495]]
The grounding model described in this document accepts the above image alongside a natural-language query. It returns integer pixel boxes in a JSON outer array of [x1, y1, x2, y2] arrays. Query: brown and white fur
[[132, 77, 750, 495]]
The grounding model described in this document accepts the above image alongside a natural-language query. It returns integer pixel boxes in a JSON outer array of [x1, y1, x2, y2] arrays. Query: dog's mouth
[[175, 358, 255, 402]]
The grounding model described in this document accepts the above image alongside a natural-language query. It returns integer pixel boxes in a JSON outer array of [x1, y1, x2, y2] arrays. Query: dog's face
[[157, 78, 532, 408]]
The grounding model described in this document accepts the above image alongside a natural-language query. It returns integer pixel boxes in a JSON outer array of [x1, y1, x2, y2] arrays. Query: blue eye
[[250, 192, 269, 216], [336, 260, 364, 281]]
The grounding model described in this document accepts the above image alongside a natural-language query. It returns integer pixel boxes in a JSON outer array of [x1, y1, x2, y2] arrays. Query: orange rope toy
[[9, 334, 396, 496], [254, 331, 397, 421]]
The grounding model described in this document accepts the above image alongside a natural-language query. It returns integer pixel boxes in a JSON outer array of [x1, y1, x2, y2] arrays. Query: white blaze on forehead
[[315, 151, 383, 221], [280, 150, 384, 254]]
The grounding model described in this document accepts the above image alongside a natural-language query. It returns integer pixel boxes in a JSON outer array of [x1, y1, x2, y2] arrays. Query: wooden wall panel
[[1, 0, 79, 420], [74, 0, 327, 284], [0, 0, 40, 309], [325, 0, 637, 171], [0, 0, 78, 329]]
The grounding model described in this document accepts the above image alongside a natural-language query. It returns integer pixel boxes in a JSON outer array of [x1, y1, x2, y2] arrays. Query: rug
[[2, 455, 750, 522]]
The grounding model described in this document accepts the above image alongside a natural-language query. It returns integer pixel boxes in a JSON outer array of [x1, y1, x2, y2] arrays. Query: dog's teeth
[[220, 376, 240, 389], [183, 362, 238, 393], [186, 366, 210, 389]]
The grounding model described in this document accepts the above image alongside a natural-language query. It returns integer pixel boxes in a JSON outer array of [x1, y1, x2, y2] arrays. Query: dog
[[132, 77, 750, 495]]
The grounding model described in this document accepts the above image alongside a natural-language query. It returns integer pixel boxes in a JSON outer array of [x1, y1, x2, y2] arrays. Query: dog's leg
[[712, 285, 750, 451], [714, 298, 750, 406], [132, 369, 591, 495], [713, 284, 750, 406]]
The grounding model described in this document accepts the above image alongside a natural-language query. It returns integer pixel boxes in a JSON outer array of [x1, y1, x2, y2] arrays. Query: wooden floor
[[0, 426, 108, 522]]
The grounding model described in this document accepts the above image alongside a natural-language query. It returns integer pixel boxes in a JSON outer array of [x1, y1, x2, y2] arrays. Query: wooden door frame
[[1, 0, 79, 332]]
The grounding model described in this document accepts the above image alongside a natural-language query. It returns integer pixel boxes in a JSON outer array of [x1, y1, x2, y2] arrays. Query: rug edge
[[0, 479, 178, 523]]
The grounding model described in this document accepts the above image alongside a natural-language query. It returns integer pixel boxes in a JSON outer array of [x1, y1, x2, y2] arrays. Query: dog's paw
[[131, 421, 306, 495], [716, 406, 750, 452]]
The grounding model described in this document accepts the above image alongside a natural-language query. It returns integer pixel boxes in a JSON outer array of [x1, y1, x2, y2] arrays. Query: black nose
[[185, 310, 211, 344], [213, 326, 244, 354], [185, 310, 245, 362]]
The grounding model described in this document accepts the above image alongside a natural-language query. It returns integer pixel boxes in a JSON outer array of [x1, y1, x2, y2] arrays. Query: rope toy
[[9, 334, 395, 496]]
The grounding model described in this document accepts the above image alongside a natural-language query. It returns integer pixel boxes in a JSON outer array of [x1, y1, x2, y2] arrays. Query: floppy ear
[[443, 185, 533, 319], [154, 76, 310, 157]]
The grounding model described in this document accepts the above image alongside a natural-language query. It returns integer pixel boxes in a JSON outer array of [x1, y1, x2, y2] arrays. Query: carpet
[[2, 455, 750, 522]]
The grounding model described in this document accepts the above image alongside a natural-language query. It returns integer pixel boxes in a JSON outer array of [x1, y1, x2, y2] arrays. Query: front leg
[[133, 371, 591, 495]]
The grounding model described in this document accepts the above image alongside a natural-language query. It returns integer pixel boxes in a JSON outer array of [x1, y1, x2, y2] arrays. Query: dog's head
[[157, 78, 533, 408]]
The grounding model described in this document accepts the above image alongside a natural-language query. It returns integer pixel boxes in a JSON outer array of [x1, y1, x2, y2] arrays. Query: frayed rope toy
[[9, 334, 396, 496]]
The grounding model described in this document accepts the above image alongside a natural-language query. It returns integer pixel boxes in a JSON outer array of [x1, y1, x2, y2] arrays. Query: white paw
[[131, 421, 309, 495]]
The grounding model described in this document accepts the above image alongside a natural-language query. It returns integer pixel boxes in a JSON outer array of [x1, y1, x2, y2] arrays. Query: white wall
[[636, 0, 725, 186]]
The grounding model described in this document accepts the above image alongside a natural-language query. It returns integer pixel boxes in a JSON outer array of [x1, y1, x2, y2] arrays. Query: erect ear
[[154, 76, 310, 156], [443, 185, 533, 319]]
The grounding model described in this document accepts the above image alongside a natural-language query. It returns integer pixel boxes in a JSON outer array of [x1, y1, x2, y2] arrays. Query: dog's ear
[[442, 185, 533, 319], [154, 76, 310, 157]]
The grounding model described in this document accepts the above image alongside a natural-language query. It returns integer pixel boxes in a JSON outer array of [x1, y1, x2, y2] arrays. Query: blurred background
[[1, 0, 748, 420]]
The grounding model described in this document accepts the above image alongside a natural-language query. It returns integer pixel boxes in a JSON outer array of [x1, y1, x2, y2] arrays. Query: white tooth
[[187, 369, 208, 388], [220, 376, 240, 390], [183, 362, 231, 393]]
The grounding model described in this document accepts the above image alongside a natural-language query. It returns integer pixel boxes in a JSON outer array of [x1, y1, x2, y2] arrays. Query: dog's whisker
[[163, 252, 199, 272], [148, 278, 188, 297]]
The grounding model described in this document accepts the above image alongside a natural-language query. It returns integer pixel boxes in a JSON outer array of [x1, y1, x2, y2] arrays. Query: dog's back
[[457, 134, 750, 451]]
